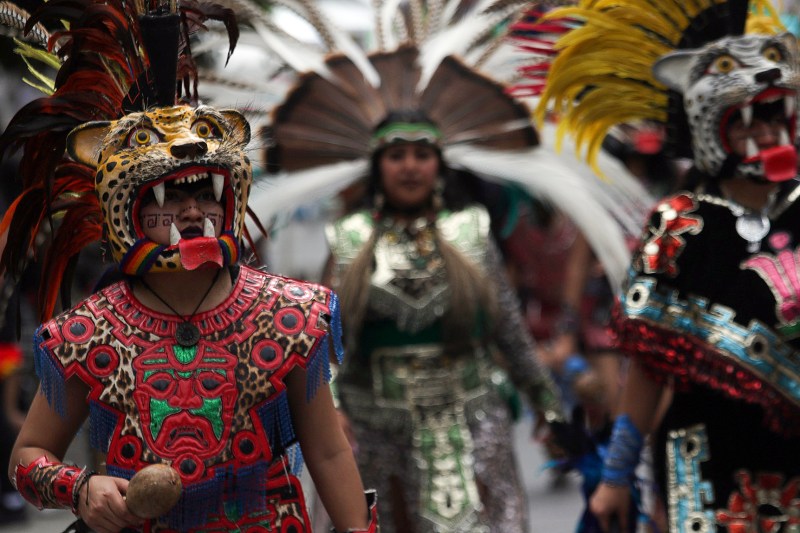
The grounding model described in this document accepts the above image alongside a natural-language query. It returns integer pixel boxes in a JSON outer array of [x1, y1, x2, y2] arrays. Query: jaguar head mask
[[67, 105, 252, 275], [653, 33, 800, 182]]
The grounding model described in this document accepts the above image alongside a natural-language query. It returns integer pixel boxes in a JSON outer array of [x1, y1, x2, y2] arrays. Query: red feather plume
[[0, 0, 239, 321]]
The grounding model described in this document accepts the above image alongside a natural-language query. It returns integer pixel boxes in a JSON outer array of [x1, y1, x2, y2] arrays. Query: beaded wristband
[[71, 470, 98, 515], [601, 414, 644, 487], [562, 354, 590, 384]]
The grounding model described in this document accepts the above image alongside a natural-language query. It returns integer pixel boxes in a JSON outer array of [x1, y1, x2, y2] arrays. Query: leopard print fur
[[66, 105, 252, 274]]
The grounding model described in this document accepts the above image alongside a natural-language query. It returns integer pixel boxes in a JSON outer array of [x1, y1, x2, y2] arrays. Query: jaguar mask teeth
[[153, 182, 166, 208], [785, 95, 796, 118], [724, 93, 797, 162], [170, 223, 181, 246], [167, 218, 216, 246], [71, 105, 252, 274], [746, 138, 759, 158], [779, 127, 791, 145], [203, 218, 215, 237], [741, 105, 753, 127], [212, 173, 224, 202]]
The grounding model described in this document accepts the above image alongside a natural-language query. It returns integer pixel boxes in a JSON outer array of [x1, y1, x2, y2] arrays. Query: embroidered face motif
[[67, 105, 252, 274], [132, 342, 238, 467], [653, 33, 800, 181]]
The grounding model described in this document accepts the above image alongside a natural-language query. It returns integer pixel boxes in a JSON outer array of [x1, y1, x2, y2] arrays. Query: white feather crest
[[270, 0, 381, 86], [247, 159, 369, 235], [443, 142, 653, 292], [439, 0, 463, 26], [417, 9, 511, 89], [377, 0, 403, 49], [250, 19, 331, 79]]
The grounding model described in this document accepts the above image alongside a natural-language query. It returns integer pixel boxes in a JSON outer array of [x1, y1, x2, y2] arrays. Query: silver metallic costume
[[327, 205, 561, 533]]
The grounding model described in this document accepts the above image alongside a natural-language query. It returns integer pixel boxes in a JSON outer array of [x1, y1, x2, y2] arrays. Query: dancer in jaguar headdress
[[0, 1, 378, 531], [521, 0, 800, 531]]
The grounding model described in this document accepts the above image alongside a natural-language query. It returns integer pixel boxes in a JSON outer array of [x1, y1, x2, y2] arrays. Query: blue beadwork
[[89, 401, 118, 452], [666, 425, 715, 533], [601, 414, 644, 487], [329, 291, 344, 364], [287, 442, 305, 475], [306, 290, 345, 400], [258, 390, 296, 457], [33, 325, 66, 417], [306, 334, 330, 401]]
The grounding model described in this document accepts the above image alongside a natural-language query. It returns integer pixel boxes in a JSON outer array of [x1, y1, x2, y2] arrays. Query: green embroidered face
[[133, 341, 237, 462]]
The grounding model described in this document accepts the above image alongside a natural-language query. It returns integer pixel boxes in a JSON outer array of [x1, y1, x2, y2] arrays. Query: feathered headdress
[[209, 0, 653, 291], [0, 0, 238, 321], [514, 0, 785, 172], [270, 44, 537, 171]]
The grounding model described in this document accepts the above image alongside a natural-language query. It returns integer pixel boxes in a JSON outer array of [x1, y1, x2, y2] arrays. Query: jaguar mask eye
[[127, 128, 160, 148]]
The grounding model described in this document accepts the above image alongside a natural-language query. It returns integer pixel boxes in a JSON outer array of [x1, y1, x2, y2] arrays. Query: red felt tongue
[[761, 145, 798, 182], [177, 237, 223, 270]]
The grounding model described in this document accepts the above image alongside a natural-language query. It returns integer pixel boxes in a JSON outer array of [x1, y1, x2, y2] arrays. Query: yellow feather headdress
[[528, 0, 784, 173]]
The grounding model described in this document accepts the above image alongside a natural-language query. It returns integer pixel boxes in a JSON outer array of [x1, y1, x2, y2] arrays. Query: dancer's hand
[[589, 483, 630, 532], [532, 414, 568, 460], [76, 475, 144, 533], [538, 333, 578, 373]]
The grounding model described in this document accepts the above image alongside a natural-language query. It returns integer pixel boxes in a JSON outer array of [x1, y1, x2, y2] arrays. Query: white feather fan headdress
[[212, 0, 653, 290]]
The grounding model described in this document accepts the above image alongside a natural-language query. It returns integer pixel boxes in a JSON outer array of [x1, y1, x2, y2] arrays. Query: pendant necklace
[[138, 268, 222, 347], [733, 191, 777, 253], [735, 212, 770, 253], [716, 186, 777, 253]]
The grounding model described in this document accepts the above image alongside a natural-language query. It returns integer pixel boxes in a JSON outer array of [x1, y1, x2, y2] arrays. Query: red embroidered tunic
[[34, 265, 342, 532]]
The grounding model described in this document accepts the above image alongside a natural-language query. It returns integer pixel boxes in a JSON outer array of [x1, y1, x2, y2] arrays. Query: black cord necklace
[[138, 268, 223, 347]]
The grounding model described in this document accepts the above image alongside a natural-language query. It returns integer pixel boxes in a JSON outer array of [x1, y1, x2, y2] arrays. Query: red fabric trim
[[14, 456, 82, 511], [612, 307, 800, 437], [14, 460, 45, 510]]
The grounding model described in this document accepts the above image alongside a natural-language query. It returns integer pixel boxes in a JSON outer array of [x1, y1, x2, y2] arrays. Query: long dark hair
[[337, 110, 498, 351]]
